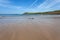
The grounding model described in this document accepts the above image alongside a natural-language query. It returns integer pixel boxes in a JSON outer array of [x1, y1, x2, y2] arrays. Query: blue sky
[[0, 0, 60, 14]]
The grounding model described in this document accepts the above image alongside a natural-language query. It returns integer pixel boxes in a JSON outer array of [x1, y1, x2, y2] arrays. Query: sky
[[0, 0, 60, 14]]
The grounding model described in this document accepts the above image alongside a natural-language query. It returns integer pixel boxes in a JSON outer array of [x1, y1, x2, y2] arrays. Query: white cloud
[[29, 0, 38, 8], [0, 0, 22, 9], [37, 0, 60, 11], [45, 0, 60, 8], [0, 4, 22, 9], [37, 0, 52, 8], [22, 0, 60, 12]]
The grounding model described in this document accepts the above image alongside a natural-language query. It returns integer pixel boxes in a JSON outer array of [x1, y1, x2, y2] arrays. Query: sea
[[0, 14, 23, 17], [0, 14, 60, 24]]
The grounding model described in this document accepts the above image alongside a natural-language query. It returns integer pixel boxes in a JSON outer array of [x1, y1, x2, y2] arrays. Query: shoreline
[[0, 15, 60, 40]]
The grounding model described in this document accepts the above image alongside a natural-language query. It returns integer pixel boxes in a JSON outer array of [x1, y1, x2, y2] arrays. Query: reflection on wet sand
[[0, 15, 60, 40]]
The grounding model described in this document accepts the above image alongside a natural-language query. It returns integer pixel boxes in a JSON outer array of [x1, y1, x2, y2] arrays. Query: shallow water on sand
[[0, 15, 60, 40]]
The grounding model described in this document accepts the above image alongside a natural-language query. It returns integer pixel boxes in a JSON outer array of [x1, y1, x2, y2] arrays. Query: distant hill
[[23, 10, 60, 15]]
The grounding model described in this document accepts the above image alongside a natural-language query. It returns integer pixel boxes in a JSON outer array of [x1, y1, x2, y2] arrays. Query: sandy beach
[[0, 15, 60, 40]]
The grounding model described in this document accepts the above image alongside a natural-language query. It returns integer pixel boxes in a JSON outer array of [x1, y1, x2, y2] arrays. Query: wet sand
[[0, 15, 60, 40]]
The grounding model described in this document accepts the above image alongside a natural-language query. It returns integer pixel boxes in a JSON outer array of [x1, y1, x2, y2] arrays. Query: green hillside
[[23, 10, 60, 15]]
